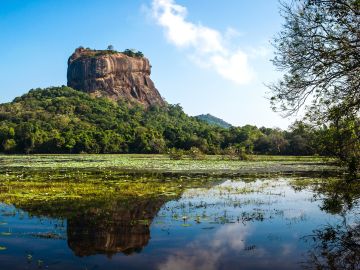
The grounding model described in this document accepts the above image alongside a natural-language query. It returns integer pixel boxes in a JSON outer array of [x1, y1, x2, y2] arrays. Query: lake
[[0, 171, 358, 270]]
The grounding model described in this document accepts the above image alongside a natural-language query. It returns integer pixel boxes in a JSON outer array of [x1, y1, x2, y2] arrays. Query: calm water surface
[[0, 177, 359, 270]]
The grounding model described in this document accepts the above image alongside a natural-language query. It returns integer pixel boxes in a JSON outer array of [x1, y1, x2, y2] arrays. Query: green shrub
[[122, 49, 144, 58], [223, 146, 249, 160], [188, 147, 205, 160], [236, 146, 249, 161], [168, 148, 184, 160], [223, 146, 237, 160], [3, 139, 17, 153]]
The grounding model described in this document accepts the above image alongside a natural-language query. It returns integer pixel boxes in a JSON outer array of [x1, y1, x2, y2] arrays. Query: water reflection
[[300, 180, 360, 269], [305, 223, 360, 269], [67, 198, 166, 256], [158, 223, 255, 270], [0, 175, 359, 270]]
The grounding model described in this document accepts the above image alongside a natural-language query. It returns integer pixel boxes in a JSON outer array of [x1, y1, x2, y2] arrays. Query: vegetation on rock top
[[73, 46, 144, 61]]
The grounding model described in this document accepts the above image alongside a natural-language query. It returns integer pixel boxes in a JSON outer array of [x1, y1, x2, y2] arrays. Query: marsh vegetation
[[0, 155, 358, 269]]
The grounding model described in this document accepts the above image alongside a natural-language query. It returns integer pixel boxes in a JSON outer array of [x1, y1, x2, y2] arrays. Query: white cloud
[[151, 0, 255, 85]]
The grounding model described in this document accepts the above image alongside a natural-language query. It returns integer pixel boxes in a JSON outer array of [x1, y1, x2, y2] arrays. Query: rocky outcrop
[[67, 47, 165, 108]]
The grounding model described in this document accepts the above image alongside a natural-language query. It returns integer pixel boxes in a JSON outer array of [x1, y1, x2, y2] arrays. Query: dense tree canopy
[[270, 0, 360, 175], [0, 86, 333, 155], [270, 0, 360, 118]]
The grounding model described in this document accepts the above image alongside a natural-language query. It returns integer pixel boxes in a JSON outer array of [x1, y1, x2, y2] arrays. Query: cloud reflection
[[158, 223, 253, 270]]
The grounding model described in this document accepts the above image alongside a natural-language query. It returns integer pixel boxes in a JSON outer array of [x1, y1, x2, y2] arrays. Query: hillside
[[0, 86, 226, 154], [0, 86, 322, 155], [196, 114, 232, 128]]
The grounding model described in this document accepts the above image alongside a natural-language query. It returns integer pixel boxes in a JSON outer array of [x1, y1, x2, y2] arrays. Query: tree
[[122, 49, 144, 58], [107, 45, 114, 51], [270, 0, 360, 175], [322, 110, 360, 176], [286, 121, 316, 155], [122, 49, 135, 57], [268, 131, 288, 154], [270, 0, 360, 117], [135, 51, 144, 58], [3, 139, 17, 153]]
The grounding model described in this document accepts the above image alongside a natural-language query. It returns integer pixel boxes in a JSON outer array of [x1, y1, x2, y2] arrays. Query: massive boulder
[[67, 47, 165, 108]]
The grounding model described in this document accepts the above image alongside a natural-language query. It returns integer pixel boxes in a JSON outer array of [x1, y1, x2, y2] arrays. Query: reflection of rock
[[67, 199, 165, 257]]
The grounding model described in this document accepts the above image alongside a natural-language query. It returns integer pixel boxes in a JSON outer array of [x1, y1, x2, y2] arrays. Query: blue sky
[[0, 0, 296, 128]]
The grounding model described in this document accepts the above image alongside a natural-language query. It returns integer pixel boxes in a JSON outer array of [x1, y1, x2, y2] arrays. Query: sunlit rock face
[[66, 199, 165, 257], [67, 47, 165, 108]]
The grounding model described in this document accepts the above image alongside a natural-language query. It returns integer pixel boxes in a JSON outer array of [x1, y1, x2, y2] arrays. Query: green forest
[[0, 86, 340, 156]]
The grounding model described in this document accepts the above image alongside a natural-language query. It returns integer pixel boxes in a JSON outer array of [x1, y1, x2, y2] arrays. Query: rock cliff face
[[67, 47, 165, 108]]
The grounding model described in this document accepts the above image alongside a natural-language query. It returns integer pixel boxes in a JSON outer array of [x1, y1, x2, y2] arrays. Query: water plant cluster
[[0, 163, 358, 269], [0, 154, 336, 175]]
